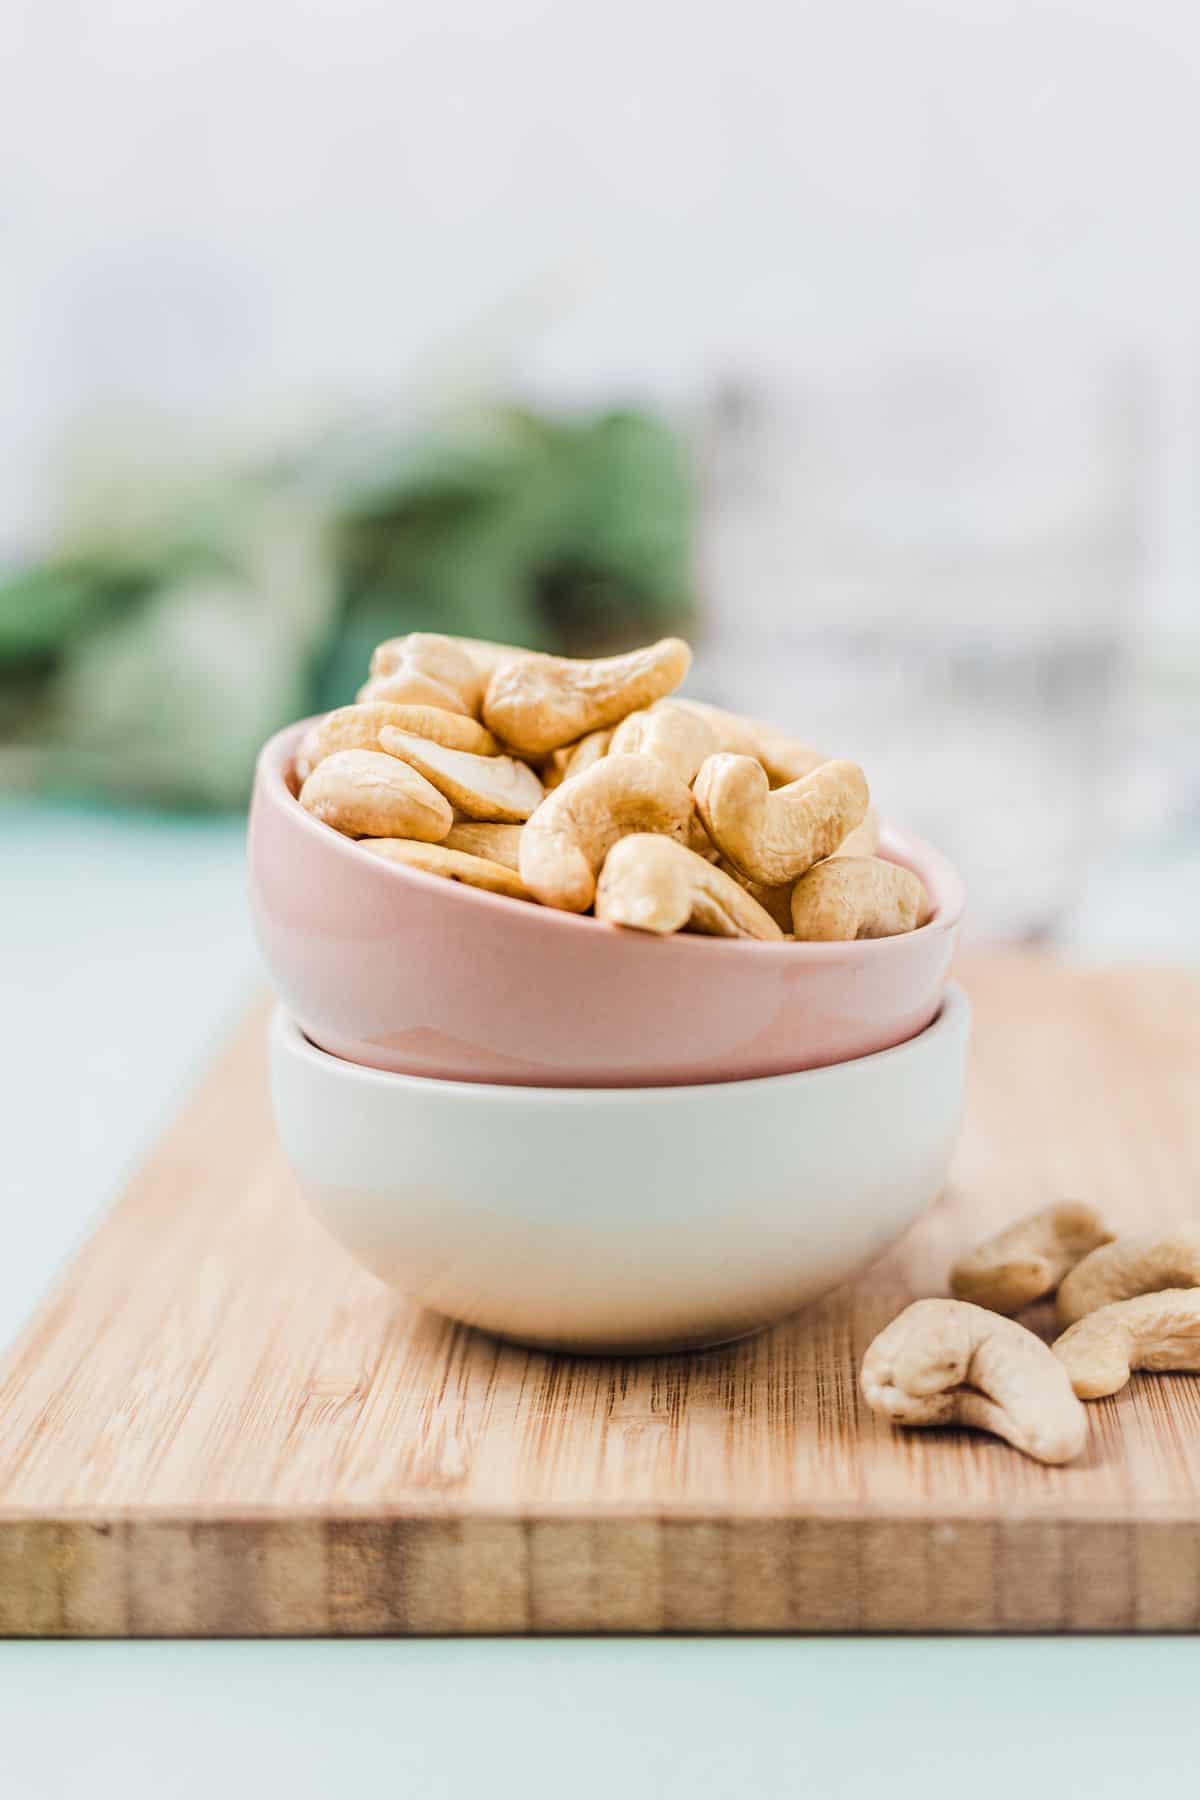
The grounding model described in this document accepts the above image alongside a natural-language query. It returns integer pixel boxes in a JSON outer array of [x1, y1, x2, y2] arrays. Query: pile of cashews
[[861, 1204, 1200, 1463], [293, 631, 932, 944]]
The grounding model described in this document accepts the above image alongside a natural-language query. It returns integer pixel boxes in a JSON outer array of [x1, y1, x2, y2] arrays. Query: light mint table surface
[[2, 799, 1198, 1798]]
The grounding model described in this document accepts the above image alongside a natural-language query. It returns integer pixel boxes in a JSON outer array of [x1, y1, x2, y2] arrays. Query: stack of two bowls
[[251, 720, 968, 1354]]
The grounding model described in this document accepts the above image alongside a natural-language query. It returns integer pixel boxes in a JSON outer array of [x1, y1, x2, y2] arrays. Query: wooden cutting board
[[2, 956, 1199, 1636]]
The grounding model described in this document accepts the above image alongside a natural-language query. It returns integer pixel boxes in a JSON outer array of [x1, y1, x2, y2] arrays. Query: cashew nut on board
[[1053, 1289, 1200, 1398], [595, 834, 784, 941], [861, 1298, 1087, 1464], [950, 1202, 1114, 1316], [360, 839, 530, 901], [360, 633, 483, 715], [1055, 1228, 1200, 1328], [377, 729, 545, 823], [295, 702, 497, 781], [609, 700, 719, 787], [518, 754, 693, 912], [441, 821, 524, 872], [694, 754, 870, 887], [790, 856, 929, 941], [482, 638, 692, 755], [299, 749, 452, 841]]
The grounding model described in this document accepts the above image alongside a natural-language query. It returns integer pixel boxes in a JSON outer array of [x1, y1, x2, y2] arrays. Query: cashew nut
[[754, 728, 828, 788], [360, 633, 483, 715], [295, 702, 497, 782], [609, 700, 719, 787], [790, 856, 930, 941], [292, 634, 927, 946], [378, 728, 544, 823], [1053, 1290, 1200, 1398], [299, 749, 452, 842], [672, 698, 764, 760], [1055, 1229, 1200, 1328], [672, 699, 824, 784], [518, 753, 693, 913], [950, 1202, 1114, 1316], [443, 636, 529, 680], [714, 860, 794, 932], [861, 1298, 1087, 1464], [441, 821, 524, 872], [716, 837, 889, 932], [830, 806, 881, 860], [595, 834, 784, 941], [359, 838, 530, 901], [694, 755, 869, 887], [684, 812, 722, 863], [542, 728, 613, 792], [482, 638, 692, 755]]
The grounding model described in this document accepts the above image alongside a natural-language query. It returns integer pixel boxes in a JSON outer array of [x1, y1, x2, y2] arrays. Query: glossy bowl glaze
[[271, 985, 968, 1352], [250, 719, 964, 1088]]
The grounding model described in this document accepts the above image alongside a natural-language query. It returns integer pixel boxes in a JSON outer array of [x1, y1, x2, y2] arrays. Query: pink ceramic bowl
[[249, 719, 964, 1088]]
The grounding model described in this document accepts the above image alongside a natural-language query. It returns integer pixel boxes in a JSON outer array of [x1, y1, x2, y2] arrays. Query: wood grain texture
[[2, 955, 1199, 1635]]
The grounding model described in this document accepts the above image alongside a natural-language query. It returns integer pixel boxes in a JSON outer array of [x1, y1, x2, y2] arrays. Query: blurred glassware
[[693, 352, 1145, 943]]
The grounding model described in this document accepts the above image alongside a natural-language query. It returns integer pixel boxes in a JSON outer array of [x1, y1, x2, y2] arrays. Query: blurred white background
[[2, 0, 1199, 627], [3, 0, 1198, 941]]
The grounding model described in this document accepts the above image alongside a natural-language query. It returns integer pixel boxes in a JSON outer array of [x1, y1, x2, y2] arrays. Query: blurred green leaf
[[0, 566, 135, 659], [0, 399, 694, 809], [559, 411, 692, 608]]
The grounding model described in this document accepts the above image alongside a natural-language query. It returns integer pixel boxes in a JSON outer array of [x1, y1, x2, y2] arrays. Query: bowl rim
[[255, 717, 967, 961], [272, 981, 967, 1103]]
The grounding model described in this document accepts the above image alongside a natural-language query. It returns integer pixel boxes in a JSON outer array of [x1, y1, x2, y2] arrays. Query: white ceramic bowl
[[270, 984, 968, 1353]]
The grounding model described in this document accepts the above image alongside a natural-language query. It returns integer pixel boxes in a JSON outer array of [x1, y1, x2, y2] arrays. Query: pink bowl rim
[[255, 717, 966, 961], [273, 982, 968, 1102]]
